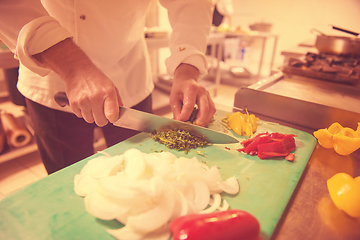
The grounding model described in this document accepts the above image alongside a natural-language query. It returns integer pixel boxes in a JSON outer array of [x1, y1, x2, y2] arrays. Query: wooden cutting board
[[0, 110, 317, 240]]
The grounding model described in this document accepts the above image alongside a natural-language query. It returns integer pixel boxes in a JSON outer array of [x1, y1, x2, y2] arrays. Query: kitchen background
[[1, 0, 360, 199], [231, 0, 360, 67], [155, 0, 360, 76]]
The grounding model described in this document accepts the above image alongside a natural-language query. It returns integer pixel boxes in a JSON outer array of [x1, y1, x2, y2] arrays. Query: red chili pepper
[[170, 210, 260, 240]]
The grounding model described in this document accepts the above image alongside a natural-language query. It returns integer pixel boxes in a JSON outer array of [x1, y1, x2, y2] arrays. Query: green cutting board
[[0, 111, 316, 240]]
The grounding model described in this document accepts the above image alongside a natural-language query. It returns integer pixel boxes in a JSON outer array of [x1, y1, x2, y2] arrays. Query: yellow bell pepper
[[313, 122, 360, 155], [227, 112, 244, 136], [327, 173, 360, 218], [222, 111, 259, 137]]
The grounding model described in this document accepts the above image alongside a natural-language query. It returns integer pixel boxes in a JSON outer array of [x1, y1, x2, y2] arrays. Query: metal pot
[[312, 28, 360, 56]]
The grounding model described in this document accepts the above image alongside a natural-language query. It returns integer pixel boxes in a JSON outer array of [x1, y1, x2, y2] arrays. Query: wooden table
[[273, 145, 360, 240]]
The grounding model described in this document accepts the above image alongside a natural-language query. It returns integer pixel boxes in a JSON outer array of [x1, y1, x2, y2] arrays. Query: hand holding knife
[[54, 92, 239, 144]]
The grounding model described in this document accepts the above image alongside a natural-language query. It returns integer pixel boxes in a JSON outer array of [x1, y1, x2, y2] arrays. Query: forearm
[[32, 38, 99, 84], [33, 37, 121, 126], [173, 63, 200, 83]]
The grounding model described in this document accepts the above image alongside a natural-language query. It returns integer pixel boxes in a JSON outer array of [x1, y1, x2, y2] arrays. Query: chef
[[0, 0, 216, 174]]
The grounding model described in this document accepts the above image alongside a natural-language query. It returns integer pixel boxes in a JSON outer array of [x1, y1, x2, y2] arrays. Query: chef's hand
[[170, 63, 216, 127], [33, 38, 122, 127]]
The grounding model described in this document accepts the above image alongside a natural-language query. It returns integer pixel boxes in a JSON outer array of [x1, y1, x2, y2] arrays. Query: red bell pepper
[[269, 132, 295, 140], [170, 210, 260, 240], [285, 153, 295, 161], [242, 133, 272, 154], [239, 132, 296, 160], [257, 138, 295, 159]]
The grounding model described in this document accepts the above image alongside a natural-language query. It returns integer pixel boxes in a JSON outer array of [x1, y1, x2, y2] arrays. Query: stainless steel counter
[[234, 72, 360, 132], [234, 72, 360, 239]]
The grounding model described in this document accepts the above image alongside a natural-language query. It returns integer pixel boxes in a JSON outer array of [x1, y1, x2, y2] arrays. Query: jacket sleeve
[[0, 0, 73, 76], [159, 0, 214, 78]]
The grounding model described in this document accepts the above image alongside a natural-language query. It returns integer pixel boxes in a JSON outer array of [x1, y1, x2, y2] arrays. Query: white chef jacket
[[0, 0, 213, 112]]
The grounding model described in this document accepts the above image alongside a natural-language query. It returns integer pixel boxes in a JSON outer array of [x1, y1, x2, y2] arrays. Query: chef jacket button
[[80, 14, 86, 20]]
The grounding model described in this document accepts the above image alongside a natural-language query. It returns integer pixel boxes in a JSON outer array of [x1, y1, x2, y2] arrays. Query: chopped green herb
[[153, 149, 164, 153], [196, 150, 206, 156], [151, 129, 209, 153]]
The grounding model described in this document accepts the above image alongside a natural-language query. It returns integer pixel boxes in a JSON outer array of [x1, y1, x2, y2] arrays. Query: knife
[[54, 92, 239, 144]]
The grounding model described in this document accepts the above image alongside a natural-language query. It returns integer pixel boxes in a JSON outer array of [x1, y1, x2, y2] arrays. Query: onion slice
[[200, 193, 222, 214], [123, 149, 146, 180], [192, 181, 210, 211], [126, 186, 175, 233], [218, 176, 240, 194], [74, 174, 98, 197], [84, 190, 130, 220]]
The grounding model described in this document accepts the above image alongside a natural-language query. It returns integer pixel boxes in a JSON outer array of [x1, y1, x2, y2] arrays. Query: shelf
[[0, 113, 38, 164], [0, 141, 38, 164]]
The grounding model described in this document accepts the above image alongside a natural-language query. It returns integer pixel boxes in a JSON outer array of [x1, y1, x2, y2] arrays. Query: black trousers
[[25, 95, 152, 174]]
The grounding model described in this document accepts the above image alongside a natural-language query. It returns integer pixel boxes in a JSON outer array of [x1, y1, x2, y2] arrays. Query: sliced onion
[[142, 226, 171, 240], [218, 176, 240, 194], [204, 166, 223, 193], [145, 154, 173, 178], [84, 190, 131, 220], [74, 148, 240, 240], [200, 193, 222, 214], [150, 176, 165, 197], [126, 185, 175, 233], [80, 155, 123, 178], [107, 225, 144, 240], [98, 175, 151, 199], [172, 189, 189, 217], [124, 148, 146, 180], [218, 199, 230, 211], [74, 174, 98, 197], [192, 181, 210, 211], [170, 182, 196, 216]]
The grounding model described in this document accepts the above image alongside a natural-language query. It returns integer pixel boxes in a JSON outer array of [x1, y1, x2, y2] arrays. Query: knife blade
[[54, 92, 239, 144]]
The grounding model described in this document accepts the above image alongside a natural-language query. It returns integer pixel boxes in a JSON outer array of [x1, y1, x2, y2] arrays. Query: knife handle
[[54, 92, 69, 107]]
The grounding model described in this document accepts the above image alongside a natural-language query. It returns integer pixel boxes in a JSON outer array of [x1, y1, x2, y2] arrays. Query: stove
[[233, 51, 360, 133], [282, 52, 360, 85]]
